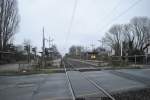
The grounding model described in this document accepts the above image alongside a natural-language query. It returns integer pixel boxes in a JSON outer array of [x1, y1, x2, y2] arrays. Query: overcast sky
[[15, 0, 150, 55]]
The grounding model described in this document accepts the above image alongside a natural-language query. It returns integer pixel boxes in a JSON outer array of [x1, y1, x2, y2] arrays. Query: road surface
[[0, 59, 150, 100]]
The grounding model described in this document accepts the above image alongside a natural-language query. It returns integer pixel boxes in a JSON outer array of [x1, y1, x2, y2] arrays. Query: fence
[[127, 55, 150, 65], [111, 54, 150, 66]]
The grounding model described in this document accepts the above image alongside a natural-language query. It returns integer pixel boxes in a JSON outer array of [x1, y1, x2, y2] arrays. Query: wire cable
[[99, 0, 144, 33], [65, 0, 78, 44], [63, 0, 78, 54], [101, 0, 123, 22]]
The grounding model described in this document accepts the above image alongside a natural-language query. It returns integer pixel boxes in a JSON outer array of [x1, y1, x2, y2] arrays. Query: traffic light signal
[[24, 45, 30, 51], [24, 45, 28, 51], [32, 48, 36, 52], [45, 48, 49, 55]]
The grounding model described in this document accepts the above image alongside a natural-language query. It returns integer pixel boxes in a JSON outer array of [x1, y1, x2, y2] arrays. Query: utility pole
[[49, 36, 51, 49], [42, 27, 45, 68], [48, 36, 54, 49], [91, 44, 95, 52], [47, 36, 54, 61], [24, 44, 31, 63], [98, 40, 102, 55], [98, 40, 104, 48], [121, 41, 123, 57], [28, 45, 31, 64]]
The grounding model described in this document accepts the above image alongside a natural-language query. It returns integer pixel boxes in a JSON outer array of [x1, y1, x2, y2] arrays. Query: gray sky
[[15, 0, 150, 55]]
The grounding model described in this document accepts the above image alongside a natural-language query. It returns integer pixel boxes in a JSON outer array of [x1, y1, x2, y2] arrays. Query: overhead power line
[[99, 0, 144, 33], [101, 0, 123, 22], [64, 0, 78, 45]]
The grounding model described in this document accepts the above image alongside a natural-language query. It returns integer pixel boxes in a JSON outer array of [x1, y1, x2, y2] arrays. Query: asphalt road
[[0, 59, 150, 100]]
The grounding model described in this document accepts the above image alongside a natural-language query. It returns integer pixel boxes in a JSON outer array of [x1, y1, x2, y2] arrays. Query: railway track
[[63, 60, 116, 100]]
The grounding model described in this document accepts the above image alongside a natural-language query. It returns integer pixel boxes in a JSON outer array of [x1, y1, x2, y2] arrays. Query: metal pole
[[42, 27, 45, 68], [48, 36, 54, 49], [29, 45, 31, 64], [26, 47, 28, 63], [146, 54, 148, 65], [121, 41, 123, 57], [98, 40, 101, 54], [98, 40, 103, 48], [49, 36, 50, 49], [91, 44, 95, 51], [27, 45, 30, 64], [48, 36, 54, 60], [135, 55, 136, 65]]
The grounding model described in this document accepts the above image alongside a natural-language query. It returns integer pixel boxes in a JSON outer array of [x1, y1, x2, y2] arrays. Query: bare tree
[[0, 0, 20, 51], [131, 17, 150, 54], [103, 24, 123, 56], [103, 17, 150, 56], [121, 24, 135, 55]]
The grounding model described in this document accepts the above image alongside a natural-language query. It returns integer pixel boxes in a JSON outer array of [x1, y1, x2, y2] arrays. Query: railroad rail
[[63, 60, 116, 100], [63, 61, 76, 100]]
